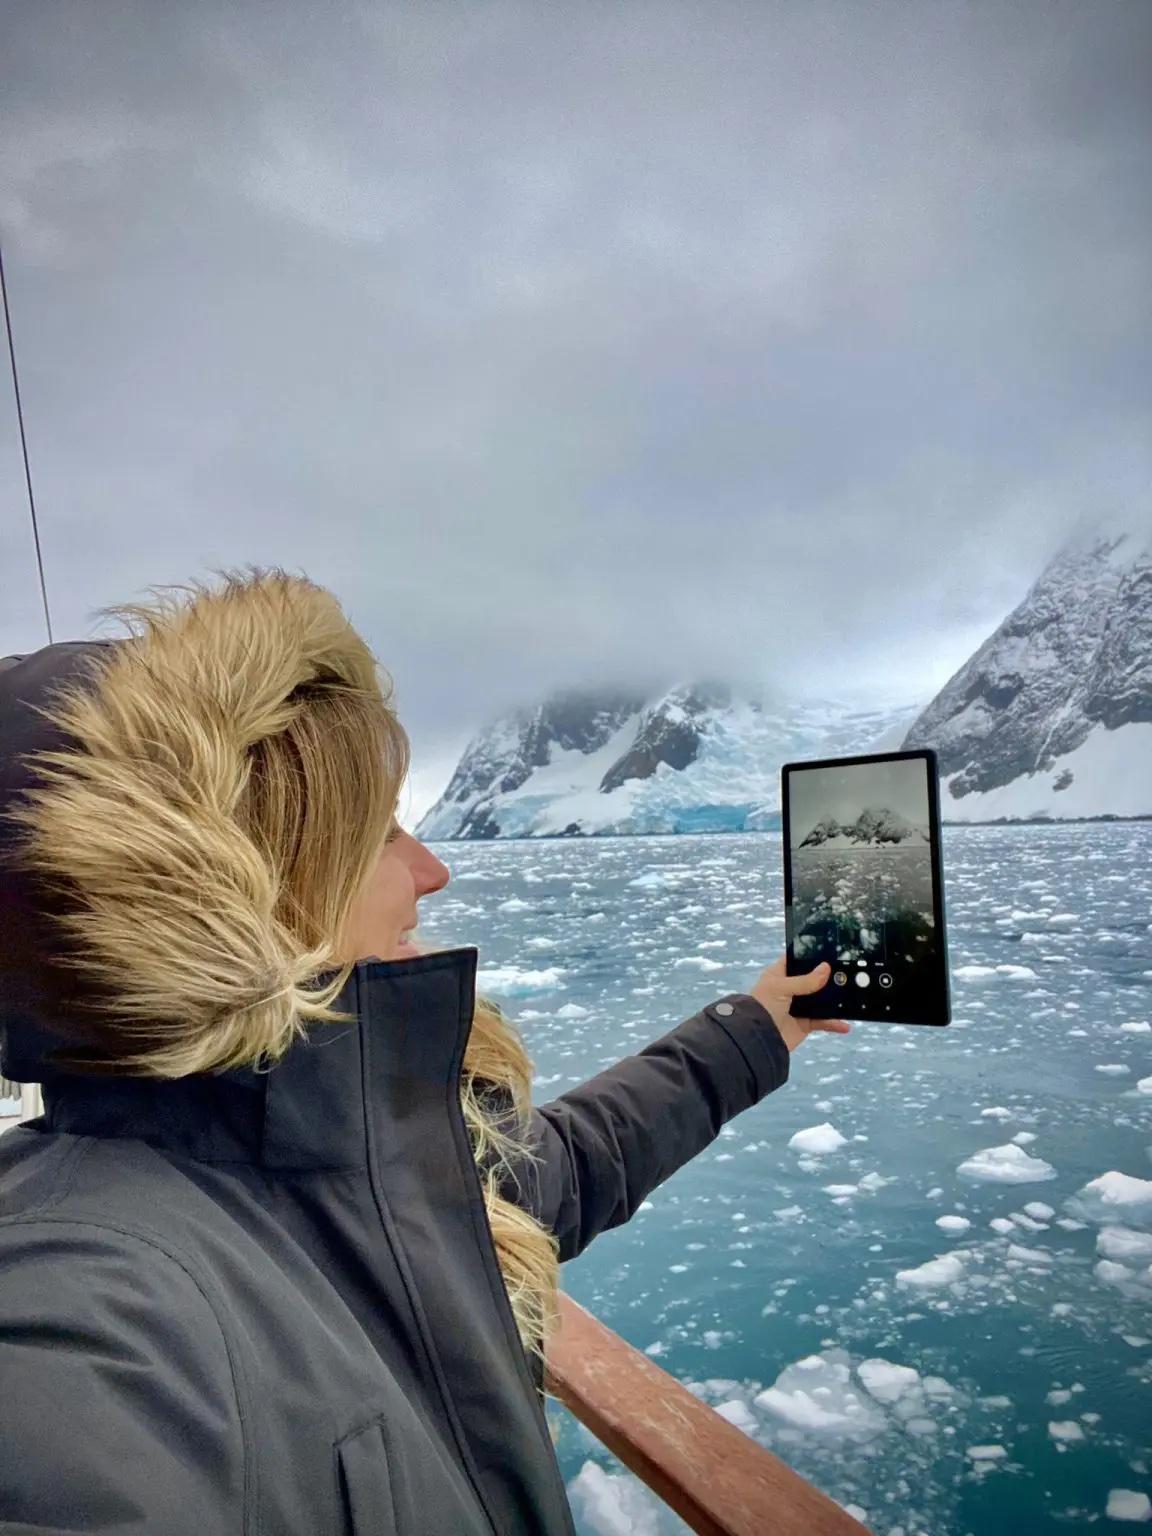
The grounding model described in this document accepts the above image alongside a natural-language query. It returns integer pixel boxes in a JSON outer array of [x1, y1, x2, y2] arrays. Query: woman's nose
[[414, 841, 451, 896]]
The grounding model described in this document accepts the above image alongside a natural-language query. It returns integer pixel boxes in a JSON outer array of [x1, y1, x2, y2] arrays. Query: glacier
[[416, 689, 922, 841]]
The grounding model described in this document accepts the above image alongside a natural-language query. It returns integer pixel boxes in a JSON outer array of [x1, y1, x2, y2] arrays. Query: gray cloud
[[1, 0, 1149, 818]]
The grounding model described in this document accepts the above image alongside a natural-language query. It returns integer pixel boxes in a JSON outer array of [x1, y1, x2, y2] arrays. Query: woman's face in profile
[[342, 823, 451, 962]]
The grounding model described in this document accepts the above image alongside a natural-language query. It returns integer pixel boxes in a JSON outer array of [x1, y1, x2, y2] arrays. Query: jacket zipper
[[444, 1086, 578, 1534]]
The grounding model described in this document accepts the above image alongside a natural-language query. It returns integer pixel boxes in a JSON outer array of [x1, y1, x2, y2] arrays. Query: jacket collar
[[30, 946, 480, 1172]]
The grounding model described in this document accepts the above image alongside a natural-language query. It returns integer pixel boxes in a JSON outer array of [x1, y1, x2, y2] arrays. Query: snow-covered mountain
[[901, 518, 1152, 821], [415, 684, 923, 840], [798, 809, 930, 849]]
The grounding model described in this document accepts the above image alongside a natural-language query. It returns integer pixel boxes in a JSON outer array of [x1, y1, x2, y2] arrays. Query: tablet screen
[[782, 749, 951, 1026]]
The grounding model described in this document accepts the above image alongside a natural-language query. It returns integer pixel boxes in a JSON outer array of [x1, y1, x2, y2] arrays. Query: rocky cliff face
[[426, 686, 647, 839], [599, 681, 732, 792], [901, 520, 1151, 814]]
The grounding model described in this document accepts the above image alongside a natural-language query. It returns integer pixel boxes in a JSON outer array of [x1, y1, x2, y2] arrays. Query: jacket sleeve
[[512, 992, 790, 1264], [0, 1220, 247, 1535]]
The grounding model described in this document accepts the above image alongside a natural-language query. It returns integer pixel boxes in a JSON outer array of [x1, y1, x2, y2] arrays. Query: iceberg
[[1067, 1172, 1152, 1231], [788, 1123, 848, 1155], [957, 1144, 1056, 1184]]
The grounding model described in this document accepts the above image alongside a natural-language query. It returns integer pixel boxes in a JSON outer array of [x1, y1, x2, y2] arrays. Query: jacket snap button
[[714, 1002, 735, 1016]]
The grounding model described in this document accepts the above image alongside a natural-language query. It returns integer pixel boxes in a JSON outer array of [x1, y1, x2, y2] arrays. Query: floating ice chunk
[[1137, 1077, 1152, 1095], [628, 871, 679, 888], [922, 1376, 954, 1398], [497, 897, 532, 911], [1067, 1172, 1152, 1230], [896, 1253, 966, 1288], [714, 1398, 759, 1435], [1096, 1064, 1131, 1076], [1120, 1022, 1151, 1034], [958, 1143, 1057, 1184], [1012, 1132, 1038, 1145], [1047, 1388, 1072, 1405], [1024, 1202, 1055, 1221], [936, 1214, 971, 1233], [1006, 1243, 1053, 1264], [1049, 1420, 1086, 1443], [954, 965, 996, 979], [966, 1445, 1008, 1461], [857, 1359, 920, 1404], [555, 1003, 591, 1019], [990, 1217, 1016, 1234], [1098, 1228, 1152, 1263], [1106, 1489, 1151, 1522], [788, 1123, 848, 1155], [1009, 1211, 1047, 1232], [1094, 1259, 1141, 1290], [857, 1171, 891, 1191], [567, 1459, 670, 1535], [674, 956, 725, 971], [980, 1107, 1013, 1119], [753, 1351, 886, 1441], [996, 965, 1037, 980], [476, 965, 566, 995]]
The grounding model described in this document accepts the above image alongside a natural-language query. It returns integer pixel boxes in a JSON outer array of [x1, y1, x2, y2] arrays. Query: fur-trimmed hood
[[0, 640, 120, 1076], [0, 573, 396, 1081]]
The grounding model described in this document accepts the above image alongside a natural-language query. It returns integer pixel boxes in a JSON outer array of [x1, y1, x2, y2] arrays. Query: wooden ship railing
[[2, 1097, 870, 1534], [545, 1292, 871, 1536]]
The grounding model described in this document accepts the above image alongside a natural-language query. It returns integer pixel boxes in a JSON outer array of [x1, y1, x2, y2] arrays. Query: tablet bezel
[[781, 747, 951, 1026]]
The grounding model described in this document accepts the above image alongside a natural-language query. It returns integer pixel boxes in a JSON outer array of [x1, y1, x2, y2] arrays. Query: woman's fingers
[[808, 1019, 852, 1035]]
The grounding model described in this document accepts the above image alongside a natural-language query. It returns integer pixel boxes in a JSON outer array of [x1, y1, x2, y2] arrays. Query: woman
[[0, 570, 845, 1535]]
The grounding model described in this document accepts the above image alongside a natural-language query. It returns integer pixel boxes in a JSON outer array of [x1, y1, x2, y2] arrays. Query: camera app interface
[[788, 757, 939, 1017]]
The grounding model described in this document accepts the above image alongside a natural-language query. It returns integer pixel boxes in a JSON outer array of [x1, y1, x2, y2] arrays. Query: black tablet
[[781, 747, 951, 1026]]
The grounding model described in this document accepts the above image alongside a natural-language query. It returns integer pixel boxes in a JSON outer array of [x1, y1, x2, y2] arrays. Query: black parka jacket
[[0, 947, 791, 1536]]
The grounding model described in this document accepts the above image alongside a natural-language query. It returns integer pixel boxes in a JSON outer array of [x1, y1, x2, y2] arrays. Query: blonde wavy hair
[[12, 569, 562, 1400]]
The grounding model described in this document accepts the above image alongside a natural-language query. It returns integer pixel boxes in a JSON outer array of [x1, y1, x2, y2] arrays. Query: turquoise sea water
[[419, 825, 1151, 1536]]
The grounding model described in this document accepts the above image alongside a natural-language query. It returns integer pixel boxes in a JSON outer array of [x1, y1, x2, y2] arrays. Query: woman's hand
[[747, 957, 852, 1053]]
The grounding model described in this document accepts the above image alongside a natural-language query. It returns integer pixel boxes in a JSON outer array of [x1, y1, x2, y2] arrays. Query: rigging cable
[[0, 234, 53, 643]]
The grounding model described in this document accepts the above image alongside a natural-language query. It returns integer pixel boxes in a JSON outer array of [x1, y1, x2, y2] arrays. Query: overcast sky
[[1, 1, 1149, 822]]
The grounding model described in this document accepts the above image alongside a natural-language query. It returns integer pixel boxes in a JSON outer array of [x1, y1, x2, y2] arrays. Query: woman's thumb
[[785, 961, 831, 994]]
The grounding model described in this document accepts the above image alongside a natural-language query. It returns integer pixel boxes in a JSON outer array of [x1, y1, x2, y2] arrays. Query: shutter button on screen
[[714, 1002, 735, 1016], [855, 971, 871, 987]]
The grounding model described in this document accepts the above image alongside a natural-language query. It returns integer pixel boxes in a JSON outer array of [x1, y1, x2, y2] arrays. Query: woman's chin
[[393, 936, 422, 958]]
